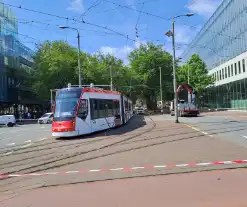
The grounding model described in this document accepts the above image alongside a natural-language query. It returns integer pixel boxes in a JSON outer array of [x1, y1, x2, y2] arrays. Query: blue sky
[[5, 0, 223, 63]]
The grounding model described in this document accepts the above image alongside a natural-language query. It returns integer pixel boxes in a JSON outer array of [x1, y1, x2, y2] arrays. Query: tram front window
[[54, 98, 78, 121]]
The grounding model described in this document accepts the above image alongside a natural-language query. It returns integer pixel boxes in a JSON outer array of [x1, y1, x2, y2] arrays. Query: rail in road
[[2, 112, 247, 201]]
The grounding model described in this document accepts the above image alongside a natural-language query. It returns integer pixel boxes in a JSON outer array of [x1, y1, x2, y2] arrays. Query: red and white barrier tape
[[1, 159, 247, 179]]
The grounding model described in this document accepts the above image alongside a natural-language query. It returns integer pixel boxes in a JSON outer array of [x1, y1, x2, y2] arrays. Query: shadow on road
[[56, 115, 147, 141]]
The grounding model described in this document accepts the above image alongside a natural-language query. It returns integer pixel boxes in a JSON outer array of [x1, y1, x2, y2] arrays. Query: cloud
[[99, 46, 133, 65], [187, 0, 223, 18], [164, 25, 201, 57], [67, 0, 85, 13], [98, 39, 146, 65]]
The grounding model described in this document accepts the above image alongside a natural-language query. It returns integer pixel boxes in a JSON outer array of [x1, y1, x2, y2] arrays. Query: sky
[[5, 0, 223, 64]]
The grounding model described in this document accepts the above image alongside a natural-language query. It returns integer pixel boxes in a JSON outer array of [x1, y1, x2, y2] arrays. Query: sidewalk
[[1, 169, 247, 207]]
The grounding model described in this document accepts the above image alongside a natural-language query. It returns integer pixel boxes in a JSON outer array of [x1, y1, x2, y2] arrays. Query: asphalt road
[[160, 112, 247, 148], [0, 123, 52, 154], [2, 113, 247, 205]]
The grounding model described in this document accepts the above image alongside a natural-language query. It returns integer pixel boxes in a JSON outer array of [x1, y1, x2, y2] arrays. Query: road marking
[[242, 136, 247, 139], [184, 124, 213, 137], [1, 159, 247, 179], [24, 140, 31, 143], [39, 137, 48, 142], [20, 143, 33, 148], [6, 143, 15, 146], [4, 151, 13, 156]]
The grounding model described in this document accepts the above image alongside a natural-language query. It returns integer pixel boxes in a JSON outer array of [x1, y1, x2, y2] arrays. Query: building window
[[228, 66, 230, 77], [219, 70, 222, 80], [243, 59, 245, 73], [222, 68, 224, 79], [231, 64, 233, 76], [238, 61, 241, 74], [235, 63, 237, 75], [8, 77, 11, 86], [225, 67, 227, 78]]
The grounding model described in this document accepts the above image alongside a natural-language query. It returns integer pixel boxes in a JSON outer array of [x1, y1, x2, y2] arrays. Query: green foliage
[[31, 40, 133, 100], [177, 54, 214, 94], [128, 42, 173, 109]]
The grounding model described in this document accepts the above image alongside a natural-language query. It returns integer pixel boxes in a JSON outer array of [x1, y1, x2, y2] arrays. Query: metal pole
[[50, 89, 53, 111], [77, 30, 82, 87], [188, 64, 191, 103], [159, 67, 163, 113], [110, 65, 113, 91], [172, 18, 179, 123]]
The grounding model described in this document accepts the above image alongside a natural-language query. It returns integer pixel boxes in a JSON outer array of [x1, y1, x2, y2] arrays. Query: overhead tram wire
[[3, 11, 118, 36], [1, 2, 138, 43], [101, 0, 171, 20], [71, 0, 103, 25], [135, 3, 145, 40]]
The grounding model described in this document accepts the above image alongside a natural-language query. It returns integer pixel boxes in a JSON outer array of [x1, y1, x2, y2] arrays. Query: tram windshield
[[54, 88, 82, 121]]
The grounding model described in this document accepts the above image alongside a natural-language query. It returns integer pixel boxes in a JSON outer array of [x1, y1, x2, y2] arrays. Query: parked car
[[38, 113, 53, 124], [135, 106, 145, 115], [0, 115, 16, 127]]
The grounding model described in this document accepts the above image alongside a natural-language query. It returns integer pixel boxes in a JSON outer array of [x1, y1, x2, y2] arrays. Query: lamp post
[[59, 26, 82, 87], [165, 13, 194, 123]]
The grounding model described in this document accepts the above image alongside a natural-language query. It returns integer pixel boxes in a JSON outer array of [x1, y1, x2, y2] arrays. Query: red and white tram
[[52, 86, 133, 137]]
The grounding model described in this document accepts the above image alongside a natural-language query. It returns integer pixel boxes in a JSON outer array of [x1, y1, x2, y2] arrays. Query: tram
[[52, 85, 133, 137]]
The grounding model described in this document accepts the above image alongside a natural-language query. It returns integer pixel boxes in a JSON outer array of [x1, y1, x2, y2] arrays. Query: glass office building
[[181, 0, 247, 109], [0, 3, 46, 118]]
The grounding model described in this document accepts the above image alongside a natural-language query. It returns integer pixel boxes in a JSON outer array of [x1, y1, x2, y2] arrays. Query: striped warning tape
[[1, 159, 247, 179]]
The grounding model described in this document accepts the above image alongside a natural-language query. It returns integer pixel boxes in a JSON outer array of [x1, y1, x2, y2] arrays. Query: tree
[[31, 41, 137, 101], [128, 42, 173, 109], [177, 54, 214, 94]]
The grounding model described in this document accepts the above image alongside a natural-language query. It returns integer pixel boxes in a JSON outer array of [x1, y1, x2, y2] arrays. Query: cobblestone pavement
[[1, 114, 247, 205], [1, 168, 247, 207]]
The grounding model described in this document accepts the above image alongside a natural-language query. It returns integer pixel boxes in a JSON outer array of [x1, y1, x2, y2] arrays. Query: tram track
[[1, 119, 212, 192], [1, 116, 156, 179]]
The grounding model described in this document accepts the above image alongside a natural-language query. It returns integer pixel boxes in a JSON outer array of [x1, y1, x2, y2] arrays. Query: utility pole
[[172, 18, 179, 123], [159, 67, 163, 113], [165, 13, 194, 123], [188, 64, 191, 103], [59, 26, 82, 87], [110, 65, 113, 91], [77, 32, 81, 87]]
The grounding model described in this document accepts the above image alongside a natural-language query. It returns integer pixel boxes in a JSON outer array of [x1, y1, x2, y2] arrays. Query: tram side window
[[90, 99, 98, 119], [99, 100, 107, 118], [78, 99, 88, 119], [113, 101, 120, 116], [90, 99, 120, 119], [107, 100, 114, 116], [124, 100, 128, 111]]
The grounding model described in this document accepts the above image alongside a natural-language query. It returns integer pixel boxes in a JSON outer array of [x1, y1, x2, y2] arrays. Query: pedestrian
[[27, 112, 31, 119]]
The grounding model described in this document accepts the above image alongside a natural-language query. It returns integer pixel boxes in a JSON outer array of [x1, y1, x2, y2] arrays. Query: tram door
[[120, 95, 125, 124]]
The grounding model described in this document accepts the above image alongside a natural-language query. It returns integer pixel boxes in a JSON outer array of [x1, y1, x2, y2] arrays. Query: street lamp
[[165, 13, 194, 123], [59, 26, 82, 87]]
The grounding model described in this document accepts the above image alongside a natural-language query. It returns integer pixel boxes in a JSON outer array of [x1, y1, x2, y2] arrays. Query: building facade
[[180, 0, 247, 110], [0, 3, 46, 118]]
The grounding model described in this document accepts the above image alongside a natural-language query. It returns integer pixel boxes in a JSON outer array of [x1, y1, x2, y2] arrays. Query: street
[[1, 112, 247, 206], [0, 124, 52, 155]]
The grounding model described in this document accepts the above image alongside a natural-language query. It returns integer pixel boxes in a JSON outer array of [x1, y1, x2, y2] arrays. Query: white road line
[[4, 151, 13, 156], [202, 131, 208, 135], [6, 143, 15, 146], [39, 137, 48, 142], [20, 143, 33, 148], [24, 140, 31, 143]]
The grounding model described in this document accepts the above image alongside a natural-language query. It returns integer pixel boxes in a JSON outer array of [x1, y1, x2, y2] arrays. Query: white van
[[38, 112, 53, 124], [0, 115, 16, 127]]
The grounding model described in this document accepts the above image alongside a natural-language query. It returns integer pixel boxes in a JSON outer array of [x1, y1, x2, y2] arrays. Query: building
[[180, 0, 247, 110], [0, 3, 46, 118]]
